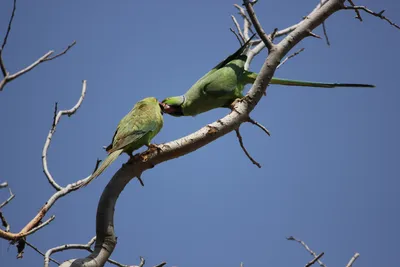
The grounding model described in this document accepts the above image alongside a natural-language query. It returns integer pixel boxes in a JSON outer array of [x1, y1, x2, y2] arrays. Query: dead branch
[[231, 15, 245, 43], [287, 236, 327, 267], [243, 0, 274, 51], [0, 0, 76, 92], [235, 128, 261, 168], [345, 252, 360, 267], [0, 188, 15, 209], [247, 117, 270, 136], [46, 236, 150, 267], [43, 80, 87, 191], [0, 211, 10, 231], [25, 240, 60, 265], [0, 81, 98, 242], [344, 6, 400, 30], [0, 0, 16, 76], [305, 252, 325, 267], [346, 0, 362, 21], [277, 48, 305, 69]]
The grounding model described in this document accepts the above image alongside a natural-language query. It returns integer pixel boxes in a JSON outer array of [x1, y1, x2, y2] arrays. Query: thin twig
[[305, 252, 325, 267], [234, 3, 254, 40], [287, 236, 327, 267], [230, 28, 244, 46], [0, 211, 10, 231], [277, 48, 305, 69], [231, 15, 245, 43], [0, 188, 15, 209], [25, 240, 60, 265], [345, 252, 360, 267], [247, 117, 270, 136], [235, 128, 261, 168], [22, 215, 55, 238], [243, 0, 274, 51], [344, 6, 400, 30], [0, 0, 16, 76], [320, 0, 331, 46], [154, 263, 167, 267], [347, 0, 363, 21], [44, 41, 76, 62], [42, 80, 87, 191]]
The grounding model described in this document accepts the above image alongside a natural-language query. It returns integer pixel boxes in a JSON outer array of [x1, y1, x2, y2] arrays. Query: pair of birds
[[81, 35, 374, 187]]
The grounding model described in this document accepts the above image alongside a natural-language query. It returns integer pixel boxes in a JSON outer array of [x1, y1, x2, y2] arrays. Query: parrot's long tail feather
[[270, 77, 375, 88], [78, 149, 123, 188]]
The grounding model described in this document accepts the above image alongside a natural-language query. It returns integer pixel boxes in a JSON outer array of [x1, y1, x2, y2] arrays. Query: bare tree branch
[[345, 252, 360, 267], [247, 117, 271, 136], [234, 4, 254, 40], [347, 0, 363, 21], [0, 188, 15, 209], [231, 15, 245, 43], [0, 211, 10, 232], [0, 81, 97, 242], [23, 215, 55, 237], [25, 240, 60, 265], [0, 0, 76, 92], [45, 236, 145, 267], [287, 236, 327, 267], [235, 128, 261, 168], [243, 0, 274, 51], [0, 0, 16, 76], [344, 6, 400, 30], [305, 252, 325, 267], [276, 47, 305, 69], [43, 80, 87, 191]]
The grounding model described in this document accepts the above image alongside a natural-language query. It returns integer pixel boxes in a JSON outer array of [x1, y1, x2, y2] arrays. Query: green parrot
[[78, 97, 164, 188], [160, 35, 374, 117]]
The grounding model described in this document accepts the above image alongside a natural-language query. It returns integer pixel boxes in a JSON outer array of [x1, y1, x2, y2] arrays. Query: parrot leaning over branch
[[78, 97, 164, 188], [160, 34, 375, 117]]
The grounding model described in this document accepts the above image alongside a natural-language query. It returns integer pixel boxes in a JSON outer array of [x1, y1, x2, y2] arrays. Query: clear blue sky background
[[0, 1, 399, 266]]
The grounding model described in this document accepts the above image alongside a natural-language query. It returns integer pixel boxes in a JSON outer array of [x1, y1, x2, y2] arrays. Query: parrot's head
[[160, 96, 185, 117]]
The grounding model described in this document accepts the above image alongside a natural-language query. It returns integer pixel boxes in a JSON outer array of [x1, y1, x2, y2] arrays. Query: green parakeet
[[79, 97, 163, 188], [160, 35, 374, 117]]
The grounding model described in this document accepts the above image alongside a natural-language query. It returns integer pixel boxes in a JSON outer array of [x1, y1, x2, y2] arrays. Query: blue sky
[[0, 0, 399, 266]]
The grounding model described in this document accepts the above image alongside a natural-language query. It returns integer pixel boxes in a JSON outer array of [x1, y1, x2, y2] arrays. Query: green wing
[[108, 121, 158, 153]]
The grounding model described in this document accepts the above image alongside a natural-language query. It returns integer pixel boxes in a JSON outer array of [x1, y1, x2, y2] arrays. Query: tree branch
[[305, 252, 325, 267], [0, 181, 8, 189], [0, 1, 76, 94], [0, 81, 98, 242], [287, 236, 327, 267], [243, 0, 275, 51], [344, 6, 400, 30], [43, 80, 87, 191], [0, 187, 15, 209], [235, 128, 261, 168], [0, 0, 16, 77], [345, 252, 360, 267], [276, 47, 305, 69]]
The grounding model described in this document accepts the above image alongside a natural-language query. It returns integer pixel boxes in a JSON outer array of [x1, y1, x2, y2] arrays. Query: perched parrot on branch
[[160, 34, 374, 117], [78, 97, 163, 188]]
